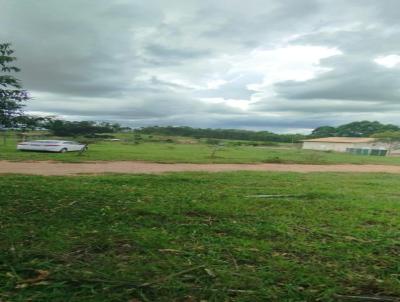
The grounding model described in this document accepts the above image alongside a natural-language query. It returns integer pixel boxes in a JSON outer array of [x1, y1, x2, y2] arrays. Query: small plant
[[209, 143, 225, 159], [133, 133, 143, 144], [205, 138, 220, 145]]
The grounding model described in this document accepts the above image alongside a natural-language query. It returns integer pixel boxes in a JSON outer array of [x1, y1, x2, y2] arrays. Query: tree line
[[137, 121, 400, 143], [138, 126, 306, 143], [310, 121, 400, 138]]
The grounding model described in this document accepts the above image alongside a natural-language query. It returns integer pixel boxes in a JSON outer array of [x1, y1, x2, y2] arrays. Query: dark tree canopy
[[0, 43, 30, 127], [138, 126, 306, 143], [45, 119, 121, 137], [14, 115, 49, 130], [140, 122, 400, 143], [310, 126, 337, 138], [336, 121, 400, 137], [311, 121, 400, 138]]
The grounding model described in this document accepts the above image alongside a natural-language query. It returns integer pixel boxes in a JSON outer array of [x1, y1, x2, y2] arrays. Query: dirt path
[[2, 160, 400, 175]]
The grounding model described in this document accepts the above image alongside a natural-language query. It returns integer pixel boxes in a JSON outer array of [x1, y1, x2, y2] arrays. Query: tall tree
[[0, 43, 30, 128], [310, 126, 337, 137], [336, 121, 400, 137], [310, 121, 400, 138]]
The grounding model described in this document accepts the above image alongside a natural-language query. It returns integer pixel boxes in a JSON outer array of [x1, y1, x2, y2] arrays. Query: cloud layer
[[1, 0, 400, 133]]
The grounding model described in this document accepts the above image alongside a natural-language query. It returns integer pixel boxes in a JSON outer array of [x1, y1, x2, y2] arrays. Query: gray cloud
[[1, 0, 400, 133], [30, 89, 244, 120], [145, 44, 212, 64], [252, 97, 400, 113], [195, 74, 263, 100], [271, 25, 400, 109], [275, 57, 400, 102]]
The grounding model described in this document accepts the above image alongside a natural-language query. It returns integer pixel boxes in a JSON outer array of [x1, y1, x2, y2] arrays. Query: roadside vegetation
[[310, 121, 400, 138], [138, 126, 306, 143], [1, 172, 399, 301], [1, 132, 400, 165]]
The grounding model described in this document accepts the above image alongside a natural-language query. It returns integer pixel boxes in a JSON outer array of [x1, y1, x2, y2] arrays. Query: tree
[[0, 43, 30, 128], [310, 126, 337, 137], [310, 121, 400, 138], [138, 126, 306, 143], [45, 119, 120, 137], [14, 115, 48, 130], [371, 131, 400, 156], [336, 121, 400, 137]]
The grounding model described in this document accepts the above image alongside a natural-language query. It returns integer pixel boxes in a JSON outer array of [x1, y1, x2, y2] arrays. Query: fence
[[346, 148, 387, 156]]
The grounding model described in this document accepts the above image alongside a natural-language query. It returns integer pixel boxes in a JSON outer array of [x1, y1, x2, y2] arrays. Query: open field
[[1, 172, 399, 301], [1, 134, 400, 165]]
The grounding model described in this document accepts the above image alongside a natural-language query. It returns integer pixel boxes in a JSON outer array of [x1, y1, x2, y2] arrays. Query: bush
[[84, 134, 115, 139], [205, 138, 220, 145], [46, 120, 120, 137]]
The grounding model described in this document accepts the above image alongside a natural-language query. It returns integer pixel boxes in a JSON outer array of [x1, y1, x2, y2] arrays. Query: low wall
[[302, 141, 388, 153]]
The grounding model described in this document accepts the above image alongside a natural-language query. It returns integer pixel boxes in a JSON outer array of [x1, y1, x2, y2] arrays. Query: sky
[[1, 0, 400, 133]]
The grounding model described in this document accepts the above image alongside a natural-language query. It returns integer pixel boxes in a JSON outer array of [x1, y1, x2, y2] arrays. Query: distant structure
[[302, 137, 389, 156]]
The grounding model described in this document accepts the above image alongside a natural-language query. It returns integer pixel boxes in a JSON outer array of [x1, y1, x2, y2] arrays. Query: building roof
[[302, 137, 377, 143]]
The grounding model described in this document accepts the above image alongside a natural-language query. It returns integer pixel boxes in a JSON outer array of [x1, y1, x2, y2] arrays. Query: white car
[[17, 140, 87, 153]]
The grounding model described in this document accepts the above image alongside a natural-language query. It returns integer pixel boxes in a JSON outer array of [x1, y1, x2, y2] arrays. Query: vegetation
[[135, 121, 400, 143], [13, 115, 49, 130], [2, 133, 400, 165], [0, 43, 30, 128], [372, 131, 400, 140], [371, 131, 400, 156], [311, 121, 400, 138], [138, 126, 306, 143], [1, 172, 399, 301], [44, 119, 122, 137], [6, 118, 400, 144]]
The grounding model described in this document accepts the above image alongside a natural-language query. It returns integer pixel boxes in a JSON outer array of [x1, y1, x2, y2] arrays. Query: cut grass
[[1, 135, 400, 165], [1, 172, 399, 301]]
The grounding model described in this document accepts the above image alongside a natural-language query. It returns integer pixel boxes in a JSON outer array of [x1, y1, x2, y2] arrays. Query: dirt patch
[[2, 160, 400, 175]]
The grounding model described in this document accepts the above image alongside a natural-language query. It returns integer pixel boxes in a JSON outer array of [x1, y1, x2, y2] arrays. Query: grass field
[[1, 133, 400, 165], [1, 172, 399, 301]]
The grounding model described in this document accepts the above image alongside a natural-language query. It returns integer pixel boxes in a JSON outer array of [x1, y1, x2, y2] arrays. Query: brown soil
[[2, 160, 400, 175]]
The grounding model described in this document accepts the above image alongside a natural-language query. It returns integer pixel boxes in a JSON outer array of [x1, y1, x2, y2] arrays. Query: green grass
[[1, 172, 399, 301], [1, 134, 400, 165]]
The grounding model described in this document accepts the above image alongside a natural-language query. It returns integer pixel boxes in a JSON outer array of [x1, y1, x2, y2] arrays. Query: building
[[302, 137, 389, 155], [390, 149, 400, 156]]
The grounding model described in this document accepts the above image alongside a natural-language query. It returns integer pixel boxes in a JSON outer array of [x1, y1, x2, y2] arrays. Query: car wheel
[[59, 148, 68, 153]]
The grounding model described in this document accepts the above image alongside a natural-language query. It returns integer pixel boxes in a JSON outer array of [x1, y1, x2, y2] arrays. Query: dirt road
[[2, 160, 400, 175]]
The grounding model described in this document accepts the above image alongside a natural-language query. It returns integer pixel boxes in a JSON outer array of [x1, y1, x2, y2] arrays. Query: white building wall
[[390, 149, 400, 156], [302, 142, 388, 152], [302, 142, 352, 152]]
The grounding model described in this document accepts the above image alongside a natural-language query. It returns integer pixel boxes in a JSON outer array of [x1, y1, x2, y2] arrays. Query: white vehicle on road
[[17, 140, 87, 153]]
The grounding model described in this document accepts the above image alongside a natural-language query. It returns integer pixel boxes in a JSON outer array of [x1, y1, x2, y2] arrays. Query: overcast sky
[[1, 0, 400, 133]]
